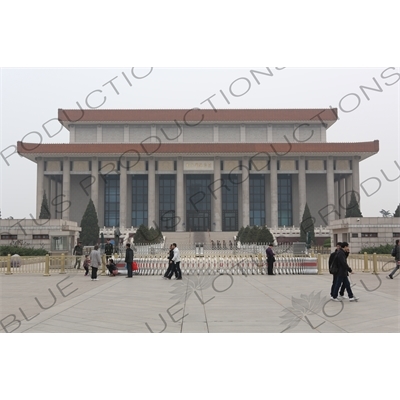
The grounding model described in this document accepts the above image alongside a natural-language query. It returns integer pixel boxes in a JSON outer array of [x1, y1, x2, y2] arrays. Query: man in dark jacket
[[387, 239, 400, 279], [331, 242, 359, 302], [104, 239, 114, 261], [73, 241, 83, 269], [266, 243, 275, 275], [125, 243, 134, 278], [163, 244, 176, 280], [329, 242, 341, 297]]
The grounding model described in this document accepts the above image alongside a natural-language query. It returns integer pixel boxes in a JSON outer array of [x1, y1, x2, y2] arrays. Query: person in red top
[[266, 243, 275, 275]]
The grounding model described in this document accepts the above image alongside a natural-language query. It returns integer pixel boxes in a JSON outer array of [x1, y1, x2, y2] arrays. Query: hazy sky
[[1, 67, 399, 221]]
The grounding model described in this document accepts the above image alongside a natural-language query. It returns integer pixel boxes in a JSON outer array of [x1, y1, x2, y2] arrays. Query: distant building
[[330, 217, 400, 253], [0, 219, 81, 253], [17, 108, 379, 234]]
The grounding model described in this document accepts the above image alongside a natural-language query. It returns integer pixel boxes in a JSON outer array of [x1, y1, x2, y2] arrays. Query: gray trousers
[[389, 263, 400, 278]]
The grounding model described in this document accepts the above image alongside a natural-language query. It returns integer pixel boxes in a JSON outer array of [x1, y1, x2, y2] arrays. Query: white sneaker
[[338, 295, 348, 300], [331, 298, 342, 302], [349, 296, 359, 302]]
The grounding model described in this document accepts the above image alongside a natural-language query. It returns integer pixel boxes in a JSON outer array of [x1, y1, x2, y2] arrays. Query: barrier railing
[[1, 253, 395, 276]]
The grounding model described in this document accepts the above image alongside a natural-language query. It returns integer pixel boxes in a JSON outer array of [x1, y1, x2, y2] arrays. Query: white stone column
[[124, 125, 129, 143], [119, 157, 127, 229], [97, 125, 102, 142], [267, 124, 273, 142], [241, 157, 250, 227], [62, 157, 70, 221], [213, 125, 219, 143], [298, 157, 306, 225], [270, 157, 278, 228], [240, 125, 246, 143], [352, 156, 361, 205], [36, 157, 44, 218], [176, 158, 185, 231], [69, 125, 76, 143], [326, 157, 335, 225], [212, 157, 222, 231], [339, 177, 346, 218], [148, 158, 156, 227], [345, 175, 353, 206], [91, 158, 99, 216]]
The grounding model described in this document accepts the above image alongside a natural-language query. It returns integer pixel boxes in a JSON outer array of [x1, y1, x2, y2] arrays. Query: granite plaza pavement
[[1, 269, 399, 333]]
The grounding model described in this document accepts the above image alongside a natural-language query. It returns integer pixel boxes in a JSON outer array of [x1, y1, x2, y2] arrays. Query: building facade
[[17, 109, 379, 233]]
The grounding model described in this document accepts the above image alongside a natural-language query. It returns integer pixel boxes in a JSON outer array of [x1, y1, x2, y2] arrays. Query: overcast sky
[[1, 67, 399, 221]]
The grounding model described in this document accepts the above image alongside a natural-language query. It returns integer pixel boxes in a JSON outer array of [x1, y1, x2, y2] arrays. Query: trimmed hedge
[[0, 246, 48, 257], [359, 243, 394, 255]]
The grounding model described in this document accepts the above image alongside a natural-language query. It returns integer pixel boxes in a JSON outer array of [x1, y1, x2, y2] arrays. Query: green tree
[[300, 203, 315, 243], [80, 199, 100, 246], [394, 204, 400, 217], [248, 226, 260, 243], [236, 227, 245, 242], [39, 191, 51, 219], [345, 191, 363, 218], [240, 226, 251, 243], [134, 225, 163, 244], [259, 226, 274, 244]]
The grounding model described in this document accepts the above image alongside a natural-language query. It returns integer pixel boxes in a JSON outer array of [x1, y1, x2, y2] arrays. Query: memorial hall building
[[17, 109, 379, 233]]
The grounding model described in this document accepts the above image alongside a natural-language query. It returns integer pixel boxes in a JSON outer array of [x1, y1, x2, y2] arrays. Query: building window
[[159, 175, 175, 232], [222, 174, 239, 231], [1, 235, 17, 240], [104, 175, 120, 227], [278, 174, 292, 226], [361, 233, 378, 238], [351, 233, 359, 238], [186, 175, 211, 231], [250, 175, 265, 226], [132, 175, 148, 227], [33, 235, 49, 239], [51, 236, 69, 251], [393, 233, 400, 238]]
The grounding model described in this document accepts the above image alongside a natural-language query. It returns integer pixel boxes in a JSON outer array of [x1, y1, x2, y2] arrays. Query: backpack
[[329, 262, 339, 275], [329, 252, 339, 275], [392, 246, 397, 257]]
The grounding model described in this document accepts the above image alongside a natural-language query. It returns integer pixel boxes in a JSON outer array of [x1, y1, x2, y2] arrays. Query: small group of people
[[72, 239, 135, 280], [329, 242, 359, 302], [163, 243, 182, 280]]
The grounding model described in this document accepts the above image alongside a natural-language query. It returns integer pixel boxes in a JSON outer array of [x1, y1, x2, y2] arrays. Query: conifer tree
[[394, 204, 400, 217], [345, 191, 363, 218], [39, 192, 51, 219], [80, 199, 100, 246], [300, 203, 315, 243]]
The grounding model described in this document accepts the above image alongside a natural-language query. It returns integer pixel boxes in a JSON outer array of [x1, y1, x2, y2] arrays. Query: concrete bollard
[[43, 254, 51, 276], [5, 254, 12, 275], [317, 254, 322, 275], [60, 253, 66, 274], [363, 252, 370, 273], [373, 253, 378, 275]]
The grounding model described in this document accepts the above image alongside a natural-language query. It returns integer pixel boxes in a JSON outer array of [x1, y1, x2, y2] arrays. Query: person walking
[[73, 241, 83, 269], [329, 242, 341, 298], [83, 255, 91, 276], [90, 245, 102, 281], [166, 243, 182, 280], [104, 238, 114, 262], [163, 244, 175, 280], [331, 242, 359, 302], [125, 243, 134, 278], [387, 239, 400, 279], [266, 243, 275, 275]]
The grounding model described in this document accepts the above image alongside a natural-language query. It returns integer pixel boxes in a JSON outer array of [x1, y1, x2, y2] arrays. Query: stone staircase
[[163, 231, 237, 246]]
